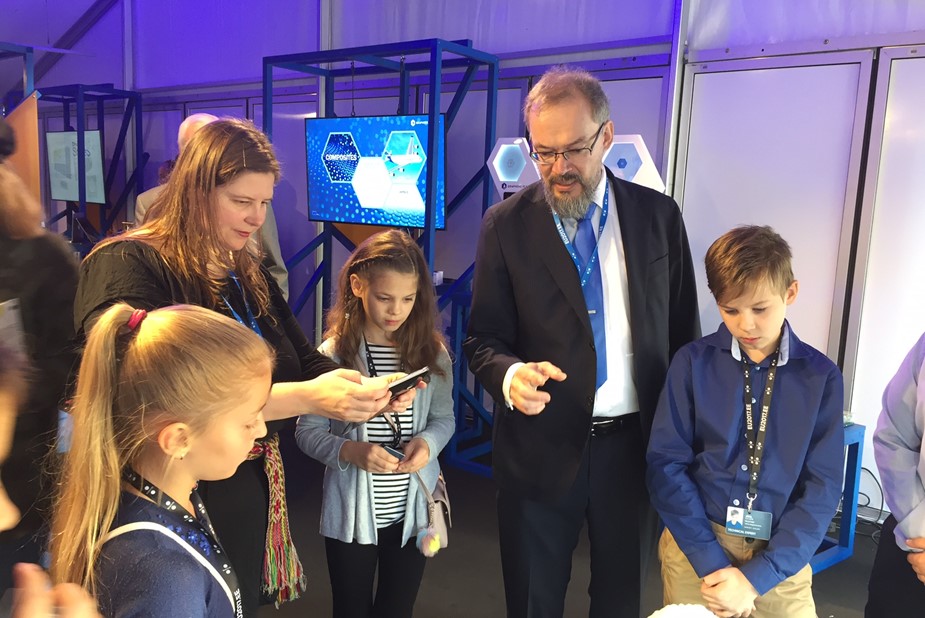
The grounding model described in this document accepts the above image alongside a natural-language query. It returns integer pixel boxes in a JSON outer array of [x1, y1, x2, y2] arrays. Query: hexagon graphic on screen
[[605, 143, 643, 182], [352, 158, 392, 209], [322, 132, 361, 183], [492, 144, 527, 182], [382, 131, 426, 183]]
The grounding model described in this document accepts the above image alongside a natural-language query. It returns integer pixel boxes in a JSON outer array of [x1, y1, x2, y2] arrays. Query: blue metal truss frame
[[262, 38, 499, 476], [38, 83, 145, 252], [0, 41, 35, 109]]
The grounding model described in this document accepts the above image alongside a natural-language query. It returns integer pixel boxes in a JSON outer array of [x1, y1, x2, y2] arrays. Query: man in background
[[136, 113, 289, 298]]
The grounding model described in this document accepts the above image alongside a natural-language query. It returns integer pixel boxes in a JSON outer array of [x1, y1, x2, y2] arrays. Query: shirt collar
[[730, 321, 791, 366], [588, 167, 608, 216]]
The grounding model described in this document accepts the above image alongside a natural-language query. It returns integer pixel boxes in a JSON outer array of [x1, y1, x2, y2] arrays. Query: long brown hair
[[90, 119, 280, 314], [326, 230, 446, 376], [49, 303, 274, 592]]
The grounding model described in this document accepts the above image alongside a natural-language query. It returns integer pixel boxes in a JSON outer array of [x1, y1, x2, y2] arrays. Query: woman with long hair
[[73, 119, 414, 616], [52, 303, 274, 616]]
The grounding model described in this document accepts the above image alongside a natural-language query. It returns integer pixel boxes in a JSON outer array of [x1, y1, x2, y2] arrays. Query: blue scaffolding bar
[[37, 83, 145, 250]]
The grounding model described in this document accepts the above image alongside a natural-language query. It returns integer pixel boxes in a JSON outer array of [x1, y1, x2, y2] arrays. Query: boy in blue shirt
[[647, 225, 844, 617]]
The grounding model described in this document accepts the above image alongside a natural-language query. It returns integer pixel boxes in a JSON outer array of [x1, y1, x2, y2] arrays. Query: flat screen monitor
[[45, 130, 106, 204], [305, 114, 445, 229]]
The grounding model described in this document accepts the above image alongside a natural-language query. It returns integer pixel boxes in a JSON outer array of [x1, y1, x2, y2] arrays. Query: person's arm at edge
[[874, 334, 925, 548]]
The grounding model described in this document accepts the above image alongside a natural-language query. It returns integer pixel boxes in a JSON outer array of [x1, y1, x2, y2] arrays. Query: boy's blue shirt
[[647, 320, 845, 595]]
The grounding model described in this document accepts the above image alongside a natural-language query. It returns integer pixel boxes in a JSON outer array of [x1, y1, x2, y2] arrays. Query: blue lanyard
[[551, 186, 609, 288], [222, 271, 263, 337]]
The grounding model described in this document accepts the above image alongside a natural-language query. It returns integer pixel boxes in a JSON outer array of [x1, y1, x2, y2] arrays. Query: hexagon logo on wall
[[608, 143, 643, 180], [322, 132, 361, 183], [603, 134, 665, 193], [382, 131, 426, 182], [487, 138, 540, 198], [492, 144, 527, 182]]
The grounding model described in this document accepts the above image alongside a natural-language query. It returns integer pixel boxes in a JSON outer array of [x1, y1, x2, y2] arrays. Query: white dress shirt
[[503, 169, 639, 417]]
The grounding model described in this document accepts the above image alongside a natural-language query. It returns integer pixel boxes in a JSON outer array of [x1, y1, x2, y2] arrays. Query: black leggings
[[324, 521, 427, 618], [865, 514, 925, 617]]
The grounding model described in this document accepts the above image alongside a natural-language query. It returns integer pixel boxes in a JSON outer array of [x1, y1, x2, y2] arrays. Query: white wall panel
[[600, 76, 666, 175], [844, 49, 925, 491], [675, 53, 871, 356], [690, 0, 925, 50]]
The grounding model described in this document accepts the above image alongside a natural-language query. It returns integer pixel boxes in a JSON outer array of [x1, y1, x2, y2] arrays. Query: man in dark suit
[[464, 65, 701, 618]]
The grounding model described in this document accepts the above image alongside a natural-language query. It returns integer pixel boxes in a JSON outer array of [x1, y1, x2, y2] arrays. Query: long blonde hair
[[49, 303, 274, 592], [90, 119, 280, 314]]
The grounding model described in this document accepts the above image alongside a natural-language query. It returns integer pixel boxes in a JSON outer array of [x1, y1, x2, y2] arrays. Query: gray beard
[[542, 169, 600, 219]]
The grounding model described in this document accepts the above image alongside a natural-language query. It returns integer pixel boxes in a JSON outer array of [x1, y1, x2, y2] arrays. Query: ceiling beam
[[33, 0, 120, 84]]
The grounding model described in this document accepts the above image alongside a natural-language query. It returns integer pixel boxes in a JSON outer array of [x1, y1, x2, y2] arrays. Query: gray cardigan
[[294, 338, 455, 545]]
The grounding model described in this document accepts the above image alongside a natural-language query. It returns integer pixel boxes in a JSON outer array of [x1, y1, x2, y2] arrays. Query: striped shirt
[[365, 342, 414, 528]]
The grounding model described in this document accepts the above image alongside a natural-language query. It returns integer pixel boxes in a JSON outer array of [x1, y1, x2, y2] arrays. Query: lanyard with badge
[[725, 349, 779, 542], [222, 271, 263, 337], [551, 189, 609, 287], [122, 468, 244, 617]]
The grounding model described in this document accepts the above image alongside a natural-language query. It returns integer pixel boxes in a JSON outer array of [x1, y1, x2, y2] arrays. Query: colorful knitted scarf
[[247, 433, 307, 606]]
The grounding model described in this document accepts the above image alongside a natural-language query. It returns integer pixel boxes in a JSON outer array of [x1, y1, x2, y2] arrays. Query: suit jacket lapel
[[520, 190, 593, 337], [609, 170, 651, 344]]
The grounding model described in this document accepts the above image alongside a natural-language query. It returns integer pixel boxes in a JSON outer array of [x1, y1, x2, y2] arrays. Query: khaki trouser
[[658, 523, 816, 618]]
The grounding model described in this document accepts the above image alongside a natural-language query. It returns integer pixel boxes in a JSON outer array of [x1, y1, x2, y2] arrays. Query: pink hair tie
[[126, 309, 147, 331]]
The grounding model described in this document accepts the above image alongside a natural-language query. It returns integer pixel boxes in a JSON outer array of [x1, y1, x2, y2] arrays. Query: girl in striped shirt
[[296, 230, 455, 618]]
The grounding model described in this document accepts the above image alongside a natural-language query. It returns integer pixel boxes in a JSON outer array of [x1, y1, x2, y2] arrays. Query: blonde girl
[[51, 303, 275, 617], [295, 230, 454, 618]]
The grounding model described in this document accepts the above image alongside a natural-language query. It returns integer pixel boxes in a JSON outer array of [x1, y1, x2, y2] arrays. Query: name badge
[[725, 505, 772, 541]]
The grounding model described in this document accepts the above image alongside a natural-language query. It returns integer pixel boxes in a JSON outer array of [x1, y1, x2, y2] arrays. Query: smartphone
[[388, 366, 430, 401], [382, 444, 405, 460]]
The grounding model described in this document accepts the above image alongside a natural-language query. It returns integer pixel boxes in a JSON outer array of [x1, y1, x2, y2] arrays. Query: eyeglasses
[[529, 122, 606, 165]]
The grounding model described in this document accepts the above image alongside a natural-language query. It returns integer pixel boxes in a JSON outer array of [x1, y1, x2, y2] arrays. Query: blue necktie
[[575, 205, 607, 389]]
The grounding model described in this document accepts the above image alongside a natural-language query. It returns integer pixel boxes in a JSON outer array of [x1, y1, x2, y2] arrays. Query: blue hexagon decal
[[492, 144, 527, 182], [322, 132, 360, 183], [605, 143, 643, 181], [382, 131, 426, 183]]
